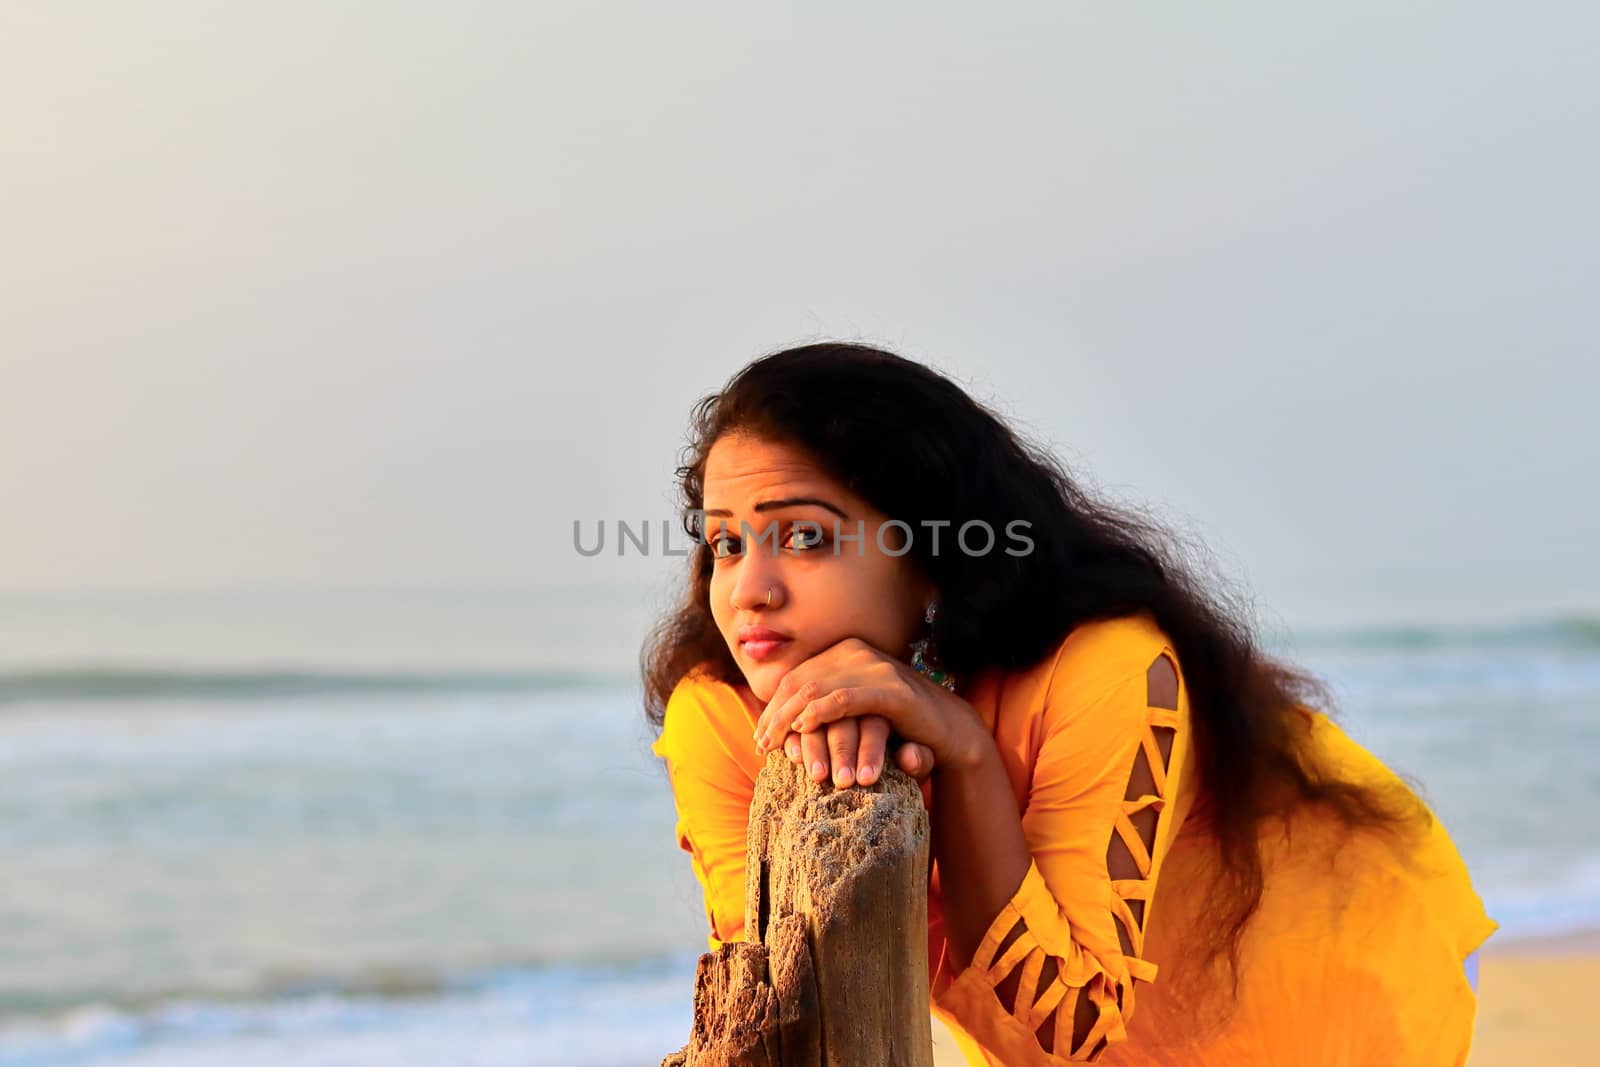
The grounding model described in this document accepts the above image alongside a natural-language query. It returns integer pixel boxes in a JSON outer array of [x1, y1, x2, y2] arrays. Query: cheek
[[822, 559, 922, 648], [707, 570, 734, 630], [874, 559, 929, 648]]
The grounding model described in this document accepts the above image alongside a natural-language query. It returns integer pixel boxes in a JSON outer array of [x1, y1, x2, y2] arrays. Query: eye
[[708, 533, 740, 560], [785, 523, 827, 553]]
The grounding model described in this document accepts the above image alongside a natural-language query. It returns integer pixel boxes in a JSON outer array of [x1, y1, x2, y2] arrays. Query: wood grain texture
[[663, 750, 933, 1066]]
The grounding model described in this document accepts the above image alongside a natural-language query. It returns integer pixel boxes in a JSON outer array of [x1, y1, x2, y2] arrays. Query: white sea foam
[[0, 959, 696, 1067]]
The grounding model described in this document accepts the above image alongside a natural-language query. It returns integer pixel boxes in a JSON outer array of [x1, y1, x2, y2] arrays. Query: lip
[[741, 638, 790, 661], [738, 624, 792, 661]]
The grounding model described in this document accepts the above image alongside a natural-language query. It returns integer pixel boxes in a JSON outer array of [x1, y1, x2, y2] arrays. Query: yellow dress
[[651, 612, 1498, 1065]]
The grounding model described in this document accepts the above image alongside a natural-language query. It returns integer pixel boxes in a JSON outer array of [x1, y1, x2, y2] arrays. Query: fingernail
[[859, 764, 876, 784], [835, 765, 854, 787], [811, 760, 827, 780], [790, 718, 805, 732]]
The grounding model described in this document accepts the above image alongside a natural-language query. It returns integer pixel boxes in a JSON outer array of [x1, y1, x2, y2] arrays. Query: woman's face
[[701, 432, 934, 703]]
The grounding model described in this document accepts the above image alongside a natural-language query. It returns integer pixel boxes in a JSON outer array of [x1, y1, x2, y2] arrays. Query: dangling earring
[[910, 599, 955, 691]]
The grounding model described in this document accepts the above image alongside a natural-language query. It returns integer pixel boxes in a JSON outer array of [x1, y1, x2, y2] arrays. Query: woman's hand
[[776, 713, 937, 787], [753, 636, 986, 786]]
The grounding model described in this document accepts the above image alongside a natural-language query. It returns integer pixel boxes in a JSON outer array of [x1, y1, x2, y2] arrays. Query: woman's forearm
[[931, 739, 1033, 972]]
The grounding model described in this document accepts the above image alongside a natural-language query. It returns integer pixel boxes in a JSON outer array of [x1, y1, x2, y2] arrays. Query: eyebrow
[[702, 496, 850, 520]]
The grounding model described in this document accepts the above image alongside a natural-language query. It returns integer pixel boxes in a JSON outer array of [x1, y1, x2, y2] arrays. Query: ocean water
[[0, 587, 1596, 1065]]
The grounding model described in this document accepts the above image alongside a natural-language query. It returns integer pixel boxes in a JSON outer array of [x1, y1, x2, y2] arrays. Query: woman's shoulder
[[653, 665, 761, 764], [968, 611, 1181, 734], [1054, 609, 1175, 665], [667, 662, 743, 704], [1029, 610, 1179, 703]]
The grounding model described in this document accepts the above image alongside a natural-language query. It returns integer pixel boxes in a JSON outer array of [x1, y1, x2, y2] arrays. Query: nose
[[729, 548, 785, 611]]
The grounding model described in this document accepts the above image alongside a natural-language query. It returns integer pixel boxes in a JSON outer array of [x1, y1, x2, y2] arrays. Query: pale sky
[[2, 2, 1596, 627]]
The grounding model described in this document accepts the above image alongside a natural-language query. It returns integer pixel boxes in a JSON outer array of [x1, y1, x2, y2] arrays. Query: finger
[[784, 732, 802, 765], [856, 715, 889, 785], [802, 728, 830, 783], [757, 678, 818, 752], [753, 676, 790, 749], [792, 684, 903, 734], [826, 718, 860, 788], [896, 741, 936, 781]]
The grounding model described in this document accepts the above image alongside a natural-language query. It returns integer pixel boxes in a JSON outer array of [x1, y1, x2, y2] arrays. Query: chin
[[747, 651, 808, 697], [741, 665, 782, 703]]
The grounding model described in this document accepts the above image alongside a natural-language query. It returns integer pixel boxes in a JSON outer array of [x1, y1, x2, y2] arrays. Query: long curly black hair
[[642, 342, 1430, 997]]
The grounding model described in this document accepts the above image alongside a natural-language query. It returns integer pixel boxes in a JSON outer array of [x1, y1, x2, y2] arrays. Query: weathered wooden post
[[662, 750, 935, 1067]]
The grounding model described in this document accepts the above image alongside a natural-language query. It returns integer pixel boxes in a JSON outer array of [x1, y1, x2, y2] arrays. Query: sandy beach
[[929, 933, 1600, 1065], [1466, 932, 1600, 1065]]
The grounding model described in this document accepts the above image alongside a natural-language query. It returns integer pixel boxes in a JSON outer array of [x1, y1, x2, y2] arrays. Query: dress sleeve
[[651, 674, 757, 951], [934, 647, 1189, 1062]]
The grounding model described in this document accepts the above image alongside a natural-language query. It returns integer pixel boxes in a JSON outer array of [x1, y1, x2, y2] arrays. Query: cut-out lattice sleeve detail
[[935, 652, 1188, 1063]]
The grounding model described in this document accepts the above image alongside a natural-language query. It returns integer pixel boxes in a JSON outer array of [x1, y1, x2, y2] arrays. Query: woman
[[643, 344, 1496, 1065]]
